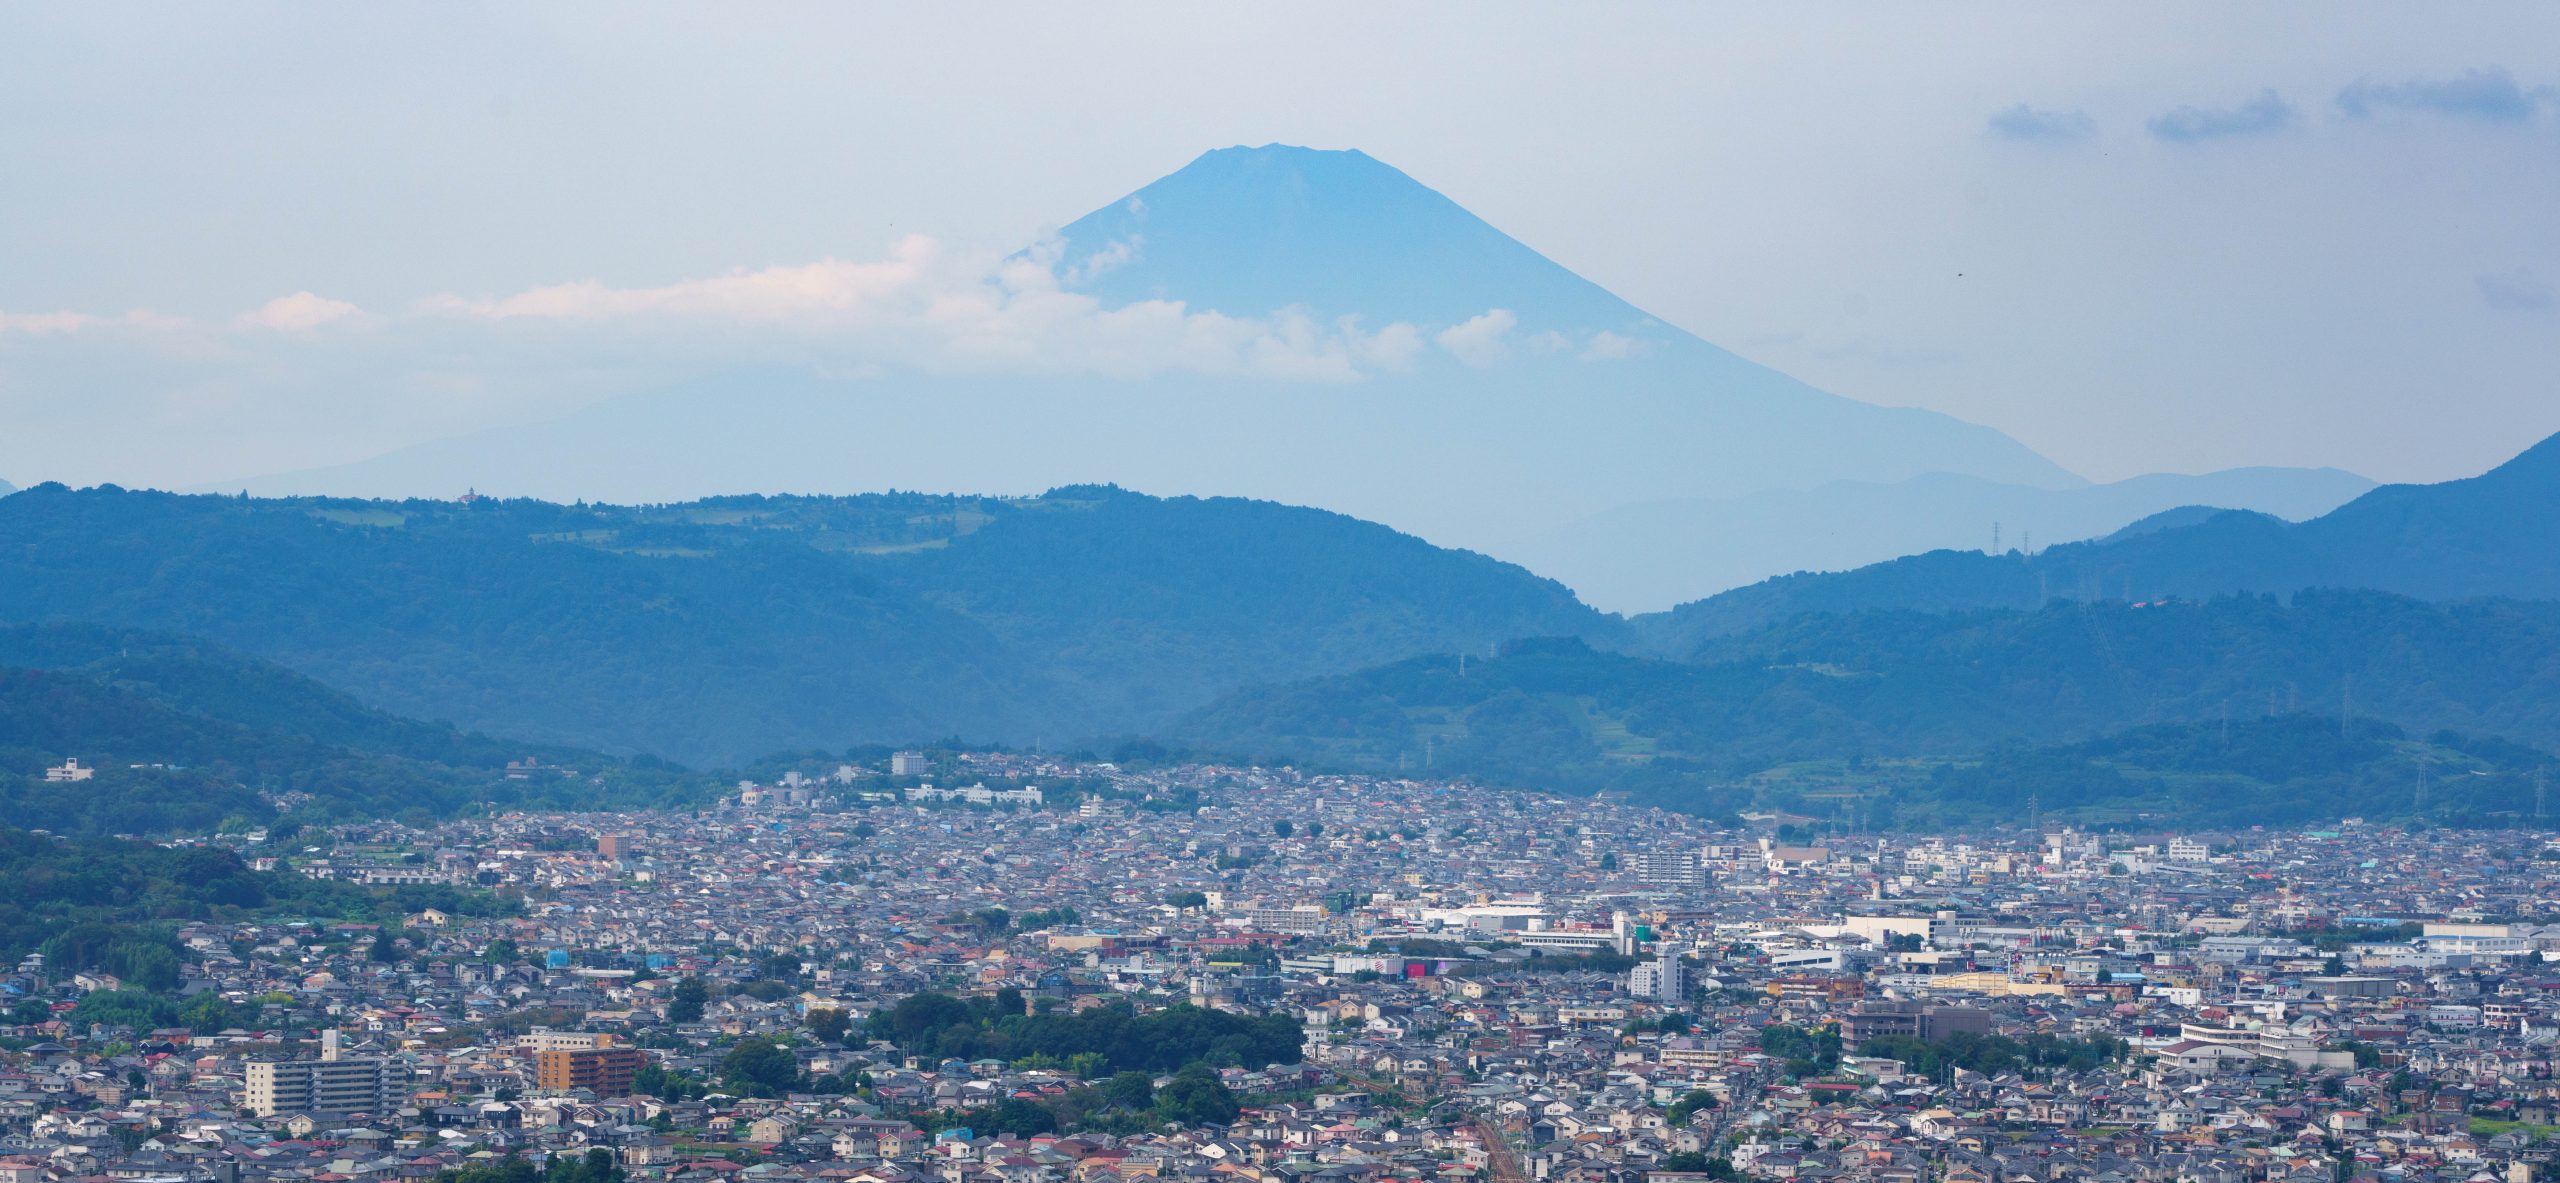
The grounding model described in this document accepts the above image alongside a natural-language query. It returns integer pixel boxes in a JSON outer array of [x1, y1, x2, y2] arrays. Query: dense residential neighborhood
[[12, 755, 2560, 1183]]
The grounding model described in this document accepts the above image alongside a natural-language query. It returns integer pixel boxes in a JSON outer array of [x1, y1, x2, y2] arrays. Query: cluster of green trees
[[630, 1061, 708, 1102], [430, 1149, 623, 1183], [634, 1038, 868, 1103], [867, 991, 1303, 1073], [1013, 907, 1081, 930], [666, 977, 709, 1023], [2266, 921, 2425, 952], [1756, 1024, 1842, 1079], [1855, 1030, 2126, 1079], [910, 1063, 1241, 1136], [945, 908, 1014, 935], [719, 1038, 801, 1097], [806, 1006, 852, 1043], [0, 826, 514, 995], [48, 986, 276, 1036], [1663, 1088, 1720, 1125], [1751, 1024, 2128, 1083], [1654, 1153, 1737, 1178], [686, 1019, 1248, 1134]]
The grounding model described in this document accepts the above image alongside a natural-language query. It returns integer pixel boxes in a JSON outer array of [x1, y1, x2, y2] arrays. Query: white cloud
[[428, 237, 943, 323], [0, 243, 1654, 490], [9, 240, 1620, 390], [1435, 309, 1516, 367], [1353, 320, 1426, 370], [417, 234, 1469, 383], [1063, 236, 1140, 284], [0, 310, 100, 335], [0, 309, 191, 336], [1582, 330, 1638, 360], [236, 291, 361, 331], [1522, 326, 1639, 361]]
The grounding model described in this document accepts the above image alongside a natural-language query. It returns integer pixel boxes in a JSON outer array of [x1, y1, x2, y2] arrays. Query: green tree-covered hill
[[0, 626, 699, 835], [0, 485, 1614, 765], [1633, 429, 2560, 652], [1168, 592, 2560, 825]]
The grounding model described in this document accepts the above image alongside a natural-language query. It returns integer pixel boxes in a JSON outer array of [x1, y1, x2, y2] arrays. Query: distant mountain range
[[206, 144, 2363, 608], [1636, 429, 2560, 652], [5, 428, 2557, 783], [17, 591, 2558, 833], [1517, 466, 2374, 613], [1167, 592, 2560, 824], [1157, 431, 2560, 824], [0, 427, 2555, 829], [0, 484, 1611, 767]]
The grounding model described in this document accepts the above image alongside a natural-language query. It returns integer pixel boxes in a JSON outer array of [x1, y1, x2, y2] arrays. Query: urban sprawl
[[12, 754, 2560, 1183]]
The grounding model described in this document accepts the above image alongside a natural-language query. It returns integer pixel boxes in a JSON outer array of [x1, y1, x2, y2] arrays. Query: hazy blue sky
[[3, 4, 2556, 490]]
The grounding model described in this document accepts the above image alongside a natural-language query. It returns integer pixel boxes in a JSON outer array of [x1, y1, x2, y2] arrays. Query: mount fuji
[[223, 145, 2362, 605]]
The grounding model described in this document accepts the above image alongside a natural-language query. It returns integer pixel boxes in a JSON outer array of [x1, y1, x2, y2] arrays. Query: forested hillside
[[1882, 715, 2555, 830], [0, 485, 1612, 764], [1169, 592, 2560, 824], [0, 625, 700, 835], [1632, 429, 2560, 652]]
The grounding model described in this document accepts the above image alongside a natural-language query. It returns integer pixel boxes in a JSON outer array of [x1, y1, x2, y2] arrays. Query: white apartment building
[[245, 1035, 397, 1117]]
